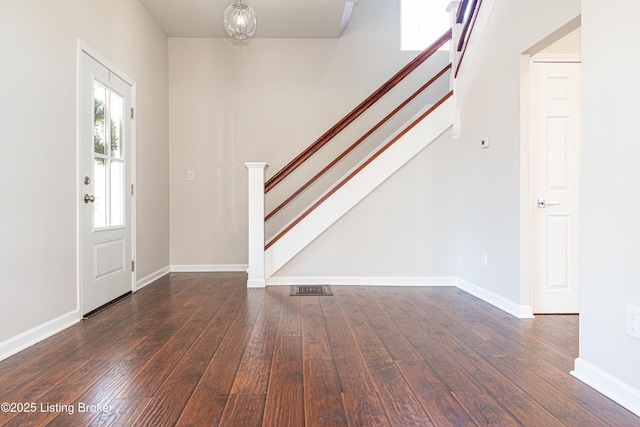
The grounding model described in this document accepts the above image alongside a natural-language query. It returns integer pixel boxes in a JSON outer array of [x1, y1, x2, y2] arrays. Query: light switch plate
[[627, 306, 640, 339]]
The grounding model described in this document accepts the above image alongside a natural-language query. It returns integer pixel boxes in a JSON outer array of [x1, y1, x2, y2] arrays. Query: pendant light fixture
[[223, 0, 257, 40]]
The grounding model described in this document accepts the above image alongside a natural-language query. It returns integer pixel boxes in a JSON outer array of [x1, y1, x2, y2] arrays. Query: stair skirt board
[[265, 97, 454, 278]]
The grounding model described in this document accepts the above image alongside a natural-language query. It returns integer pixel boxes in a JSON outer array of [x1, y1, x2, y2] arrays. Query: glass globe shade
[[223, 1, 257, 40]]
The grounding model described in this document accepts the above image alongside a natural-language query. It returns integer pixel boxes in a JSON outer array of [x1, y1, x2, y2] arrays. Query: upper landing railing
[[455, 0, 483, 77]]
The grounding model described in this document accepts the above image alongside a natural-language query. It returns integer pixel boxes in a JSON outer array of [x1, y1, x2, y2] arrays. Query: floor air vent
[[289, 285, 333, 296]]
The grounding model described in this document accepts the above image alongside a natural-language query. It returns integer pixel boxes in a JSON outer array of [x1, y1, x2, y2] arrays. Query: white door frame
[[520, 53, 581, 315], [77, 41, 137, 316]]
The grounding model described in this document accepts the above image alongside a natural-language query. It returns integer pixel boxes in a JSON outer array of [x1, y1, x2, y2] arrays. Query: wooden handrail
[[264, 28, 452, 194], [455, 0, 483, 77], [457, 0, 479, 52], [265, 90, 454, 250], [456, 0, 470, 24], [265, 63, 452, 222]]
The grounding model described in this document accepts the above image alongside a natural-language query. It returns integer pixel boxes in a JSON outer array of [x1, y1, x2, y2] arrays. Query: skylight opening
[[401, 0, 451, 51]]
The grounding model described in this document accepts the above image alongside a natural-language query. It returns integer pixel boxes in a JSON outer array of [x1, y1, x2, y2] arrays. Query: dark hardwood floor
[[0, 272, 638, 426]]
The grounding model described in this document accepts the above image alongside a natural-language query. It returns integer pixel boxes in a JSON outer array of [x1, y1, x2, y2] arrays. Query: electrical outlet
[[481, 252, 488, 267], [626, 306, 640, 339], [481, 138, 490, 149], [187, 171, 194, 181]]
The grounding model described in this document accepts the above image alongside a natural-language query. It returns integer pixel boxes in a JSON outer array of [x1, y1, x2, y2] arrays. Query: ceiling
[[138, 0, 358, 39]]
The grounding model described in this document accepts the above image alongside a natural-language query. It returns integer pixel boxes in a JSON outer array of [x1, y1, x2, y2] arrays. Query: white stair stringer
[[265, 96, 454, 279]]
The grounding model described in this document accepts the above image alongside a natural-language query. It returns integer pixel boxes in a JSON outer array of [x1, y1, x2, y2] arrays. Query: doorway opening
[[520, 23, 581, 315]]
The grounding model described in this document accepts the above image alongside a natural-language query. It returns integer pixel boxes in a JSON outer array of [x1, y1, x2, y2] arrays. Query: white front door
[[532, 60, 581, 314], [80, 52, 133, 315]]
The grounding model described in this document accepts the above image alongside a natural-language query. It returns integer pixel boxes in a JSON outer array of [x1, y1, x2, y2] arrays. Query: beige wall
[[0, 0, 169, 343], [168, 0, 448, 267]]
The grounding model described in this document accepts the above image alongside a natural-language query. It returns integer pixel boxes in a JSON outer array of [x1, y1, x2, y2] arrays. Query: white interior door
[[532, 60, 581, 314], [80, 52, 133, 315]]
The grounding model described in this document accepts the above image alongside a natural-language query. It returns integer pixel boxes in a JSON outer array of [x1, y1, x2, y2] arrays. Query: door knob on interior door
[[537, 198, 560, 208], [84, 194, 95, 203]]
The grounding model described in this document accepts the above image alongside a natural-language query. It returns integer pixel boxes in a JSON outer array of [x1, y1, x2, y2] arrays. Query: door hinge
[[131, 260, 135, 272], [131, 184, 134, 196], [131, 107, 134, 119]]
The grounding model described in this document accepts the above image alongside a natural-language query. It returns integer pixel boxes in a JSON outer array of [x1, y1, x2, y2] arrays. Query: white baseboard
[[267, 276, 458, 287], [170, 264, 248, 273], [572, 357, 640, 417], [136, 266, 170, 291], [0, 309, 80, 362], [456, 278, 534, 318]]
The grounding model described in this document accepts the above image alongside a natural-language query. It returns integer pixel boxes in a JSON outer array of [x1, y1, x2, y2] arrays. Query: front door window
[[93, 81, 125, 229]]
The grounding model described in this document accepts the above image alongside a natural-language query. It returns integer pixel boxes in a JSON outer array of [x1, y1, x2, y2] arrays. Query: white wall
[[573, 0, 640, 413], [168, 0, 448, 267], [0, 1, 169, 346], [455, 0, 580, 303]]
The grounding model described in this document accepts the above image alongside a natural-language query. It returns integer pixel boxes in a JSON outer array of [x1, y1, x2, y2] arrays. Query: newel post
[[245, 162, 268, 288]]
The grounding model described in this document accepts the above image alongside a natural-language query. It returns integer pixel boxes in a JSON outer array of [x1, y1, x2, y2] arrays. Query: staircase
[[265, 91, 453, 278], [246, 0, 483, 287]]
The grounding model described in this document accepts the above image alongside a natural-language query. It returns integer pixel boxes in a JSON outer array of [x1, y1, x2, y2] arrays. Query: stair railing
[[266, 32, 452, 242], [264, 29, 453, 195], [265, 62, 453, 225]]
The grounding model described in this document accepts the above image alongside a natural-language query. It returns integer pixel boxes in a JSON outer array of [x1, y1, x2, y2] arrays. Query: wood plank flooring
[[0, 272, 638, 426]]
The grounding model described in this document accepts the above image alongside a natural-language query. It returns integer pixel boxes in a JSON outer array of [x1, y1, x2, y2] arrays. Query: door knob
[[537, 198, 560, 208], [84, 194, 95, 203]]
